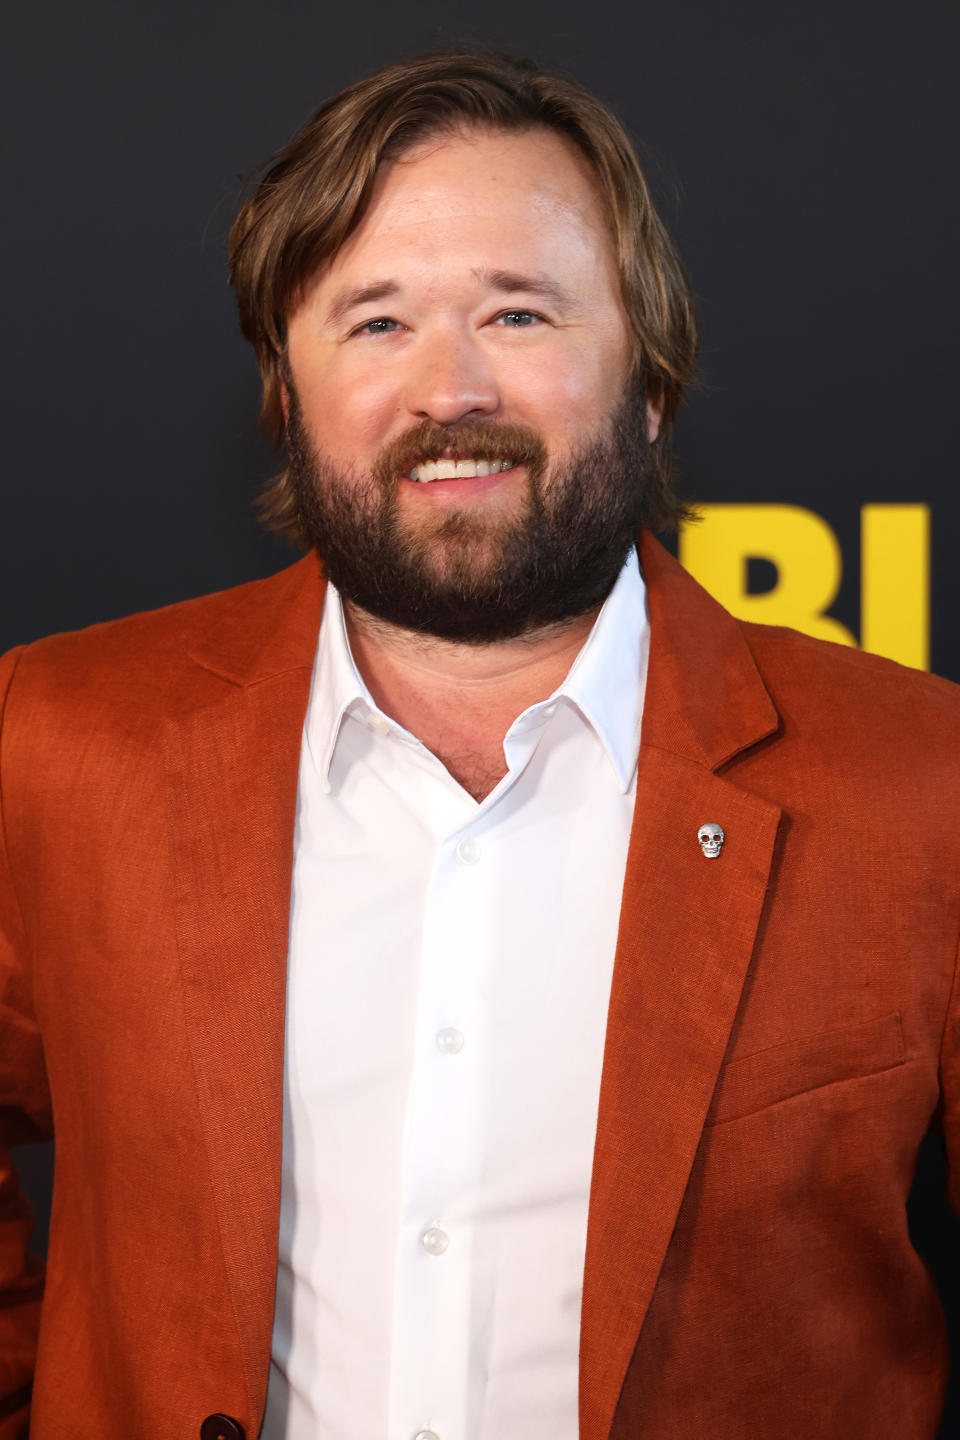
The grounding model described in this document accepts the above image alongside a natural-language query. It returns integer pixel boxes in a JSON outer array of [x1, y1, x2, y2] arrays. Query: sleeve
[[0, 646, 53, 1439], [940, 930, 960, 1218]]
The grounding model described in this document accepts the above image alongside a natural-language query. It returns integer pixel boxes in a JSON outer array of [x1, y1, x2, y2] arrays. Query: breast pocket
[[705, 1010, 905, 1126]]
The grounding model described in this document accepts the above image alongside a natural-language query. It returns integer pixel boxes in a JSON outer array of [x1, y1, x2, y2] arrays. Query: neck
[[343, 603, 600, 800]]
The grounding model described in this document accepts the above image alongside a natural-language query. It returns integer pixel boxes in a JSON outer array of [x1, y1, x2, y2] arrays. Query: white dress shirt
[[262, 546, 649, 1440]]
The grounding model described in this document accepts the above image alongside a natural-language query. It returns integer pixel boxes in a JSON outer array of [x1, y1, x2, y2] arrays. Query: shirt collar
[[506, 545, 648, 792], [305, 544, 649, 795], [305, 585, 382, 793]]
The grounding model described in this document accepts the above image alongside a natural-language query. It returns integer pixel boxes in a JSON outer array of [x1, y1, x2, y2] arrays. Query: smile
[[407, 457, 515, 483]]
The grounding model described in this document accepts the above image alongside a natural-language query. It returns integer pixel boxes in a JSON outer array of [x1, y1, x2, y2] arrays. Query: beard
[[284, 371, 656, 643]]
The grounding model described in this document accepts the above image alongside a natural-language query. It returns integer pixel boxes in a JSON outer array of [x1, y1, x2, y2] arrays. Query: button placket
[[388, 828, 489, 1438]]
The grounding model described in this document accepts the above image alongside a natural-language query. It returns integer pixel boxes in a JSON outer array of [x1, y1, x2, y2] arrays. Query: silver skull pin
[[697, 822, 725, 859]]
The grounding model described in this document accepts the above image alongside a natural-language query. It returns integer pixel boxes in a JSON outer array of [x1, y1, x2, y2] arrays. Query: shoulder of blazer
[[637, 530, 960, 784], [3, 551, 326, 730], [742, 614, 960, 723], [737, 616, 960, 790]]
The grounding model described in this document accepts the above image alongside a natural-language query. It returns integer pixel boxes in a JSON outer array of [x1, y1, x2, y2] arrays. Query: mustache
[[373, 419, 548, 484]]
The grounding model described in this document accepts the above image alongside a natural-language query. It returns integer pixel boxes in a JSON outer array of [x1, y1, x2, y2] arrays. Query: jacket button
[[200, 1416, 245, 1440]]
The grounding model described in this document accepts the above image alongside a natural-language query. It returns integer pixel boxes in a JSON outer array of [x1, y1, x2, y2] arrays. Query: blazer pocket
[[706, 1010, 905, 1126]]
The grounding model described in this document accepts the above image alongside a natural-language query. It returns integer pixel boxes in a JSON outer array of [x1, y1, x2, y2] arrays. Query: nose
[[403, 328, 500, 426]]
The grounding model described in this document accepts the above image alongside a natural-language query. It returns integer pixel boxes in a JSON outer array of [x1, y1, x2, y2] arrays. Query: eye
[[351, 316, 403, 336], [493, 309, 544, 328]]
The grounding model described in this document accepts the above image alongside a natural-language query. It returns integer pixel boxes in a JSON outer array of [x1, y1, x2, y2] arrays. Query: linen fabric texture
[[0, 531, 958, 1439]]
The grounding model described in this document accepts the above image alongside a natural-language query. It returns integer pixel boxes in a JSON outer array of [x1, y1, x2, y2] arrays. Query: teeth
[[408, 458, 513, 483]]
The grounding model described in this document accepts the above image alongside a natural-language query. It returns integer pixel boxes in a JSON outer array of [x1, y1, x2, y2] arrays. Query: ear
[[279, 375, 291, 425], [646, 388, 664, 444]]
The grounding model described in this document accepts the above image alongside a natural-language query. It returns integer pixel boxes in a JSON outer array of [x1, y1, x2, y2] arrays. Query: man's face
[[283, 126, 658, 641]]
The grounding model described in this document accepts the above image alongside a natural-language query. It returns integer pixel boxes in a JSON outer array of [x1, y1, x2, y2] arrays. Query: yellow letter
[[679, 504, 857, 647], [860, 504, 929, 670]]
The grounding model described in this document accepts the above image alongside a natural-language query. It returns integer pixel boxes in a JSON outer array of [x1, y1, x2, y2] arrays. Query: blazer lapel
[[164, 554, 324, 1420], [579, 533, 783, 1440]]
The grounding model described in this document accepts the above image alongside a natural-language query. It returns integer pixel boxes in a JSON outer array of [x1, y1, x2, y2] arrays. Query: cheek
[[507, 347, 621, 433], [298, 370, 400, 457]]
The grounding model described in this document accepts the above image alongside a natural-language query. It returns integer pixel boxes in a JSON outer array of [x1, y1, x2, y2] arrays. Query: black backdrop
[[3, 0, 959, 1429]]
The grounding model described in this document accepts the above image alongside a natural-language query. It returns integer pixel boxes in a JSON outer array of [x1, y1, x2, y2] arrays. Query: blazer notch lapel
[[579, 747, 783, 1440], [638, 531, 780, 771]]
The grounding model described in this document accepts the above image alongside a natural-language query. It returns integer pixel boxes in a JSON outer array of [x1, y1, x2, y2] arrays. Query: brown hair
[[228, 48, 699, 540]]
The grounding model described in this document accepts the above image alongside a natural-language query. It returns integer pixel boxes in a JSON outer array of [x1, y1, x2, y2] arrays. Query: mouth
[[405, 457, 516, 483], [399, 455, 524, 502]]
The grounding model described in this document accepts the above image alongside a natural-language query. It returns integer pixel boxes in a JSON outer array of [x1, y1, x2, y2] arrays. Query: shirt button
[[436, 1027, 465, 1055], [455, 835, 481, 864], [421, 1226, 449, 1256]]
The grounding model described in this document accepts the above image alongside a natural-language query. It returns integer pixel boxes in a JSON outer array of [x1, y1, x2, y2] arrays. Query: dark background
[[3, 0, 958, 1429]]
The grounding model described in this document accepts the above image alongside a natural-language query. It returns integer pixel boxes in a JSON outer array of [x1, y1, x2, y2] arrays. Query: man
[[1, 47, 958, 1440]]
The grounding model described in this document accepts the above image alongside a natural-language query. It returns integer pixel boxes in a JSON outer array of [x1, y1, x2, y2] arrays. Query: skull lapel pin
[[697, 822, 725, 859]]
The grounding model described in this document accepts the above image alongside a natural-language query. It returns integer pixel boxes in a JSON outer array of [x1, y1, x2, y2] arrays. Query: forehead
[[314, 126, 618, 298]]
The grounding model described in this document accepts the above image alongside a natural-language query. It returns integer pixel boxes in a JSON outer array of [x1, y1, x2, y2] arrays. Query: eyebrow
[[325, 280, 402, 329], [473, 268, 576, 313], [324, 268, 576, 329]]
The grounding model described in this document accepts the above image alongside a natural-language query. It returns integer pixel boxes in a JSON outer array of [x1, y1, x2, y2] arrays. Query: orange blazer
[[1, 532, 959, 1440]]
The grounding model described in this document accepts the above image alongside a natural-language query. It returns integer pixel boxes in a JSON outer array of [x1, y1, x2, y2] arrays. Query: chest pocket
[[705, 1010, 905, 1126]]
